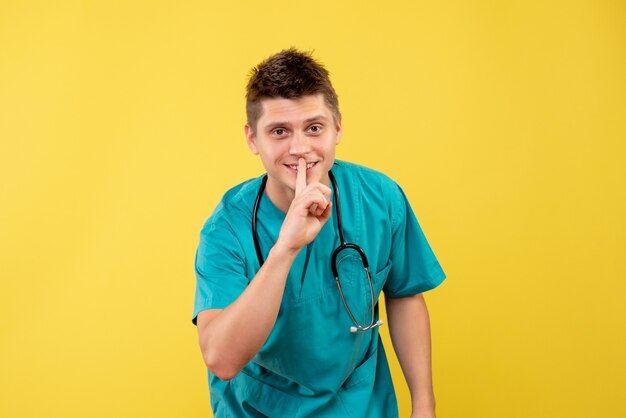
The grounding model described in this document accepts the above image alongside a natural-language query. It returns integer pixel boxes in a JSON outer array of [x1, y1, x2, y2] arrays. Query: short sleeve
[[192, 212, 249, 325], [383, 184, 446, 298]]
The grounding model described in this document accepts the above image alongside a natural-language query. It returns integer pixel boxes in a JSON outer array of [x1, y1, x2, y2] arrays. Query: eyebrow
[[263, 115, 329, 131], [303, 115, 328, 124]]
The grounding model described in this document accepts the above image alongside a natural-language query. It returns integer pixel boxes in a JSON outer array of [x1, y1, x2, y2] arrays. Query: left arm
[[385, 293, 436, 418]]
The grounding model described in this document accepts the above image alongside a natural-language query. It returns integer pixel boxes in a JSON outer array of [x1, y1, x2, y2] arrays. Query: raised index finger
[[295, 157, 307, 195]]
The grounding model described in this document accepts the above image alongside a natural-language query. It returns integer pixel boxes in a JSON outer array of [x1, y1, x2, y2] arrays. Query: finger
[[319, 201, 333, 223], [307, 195, 326, 215], [322, 185, 331, 202], [316, 183, 332, 199], [310, 192, 328, 211], [315, 183, 332, 202], [320, 188, 331, 213], [306, 182, 332, 202], [313, 193, 329, 216], [295, 157, 307, 196]]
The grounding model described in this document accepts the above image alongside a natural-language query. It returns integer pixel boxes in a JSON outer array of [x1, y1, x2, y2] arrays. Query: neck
[[265, 180, 294, 213]]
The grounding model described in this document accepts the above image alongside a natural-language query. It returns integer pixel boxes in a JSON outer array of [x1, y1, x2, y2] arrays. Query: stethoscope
[[252, 170, 383, 333]]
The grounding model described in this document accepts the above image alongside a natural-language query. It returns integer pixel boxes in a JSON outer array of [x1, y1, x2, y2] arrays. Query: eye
[[307, 124, 323, 134], [271, 128, 287, 137]]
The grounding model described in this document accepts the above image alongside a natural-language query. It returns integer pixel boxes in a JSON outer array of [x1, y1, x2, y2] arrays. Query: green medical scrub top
[[193, 160, 446, 417]]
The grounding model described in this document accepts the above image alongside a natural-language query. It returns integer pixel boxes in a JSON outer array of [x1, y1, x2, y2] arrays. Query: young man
[[193, 48, 446, 418]]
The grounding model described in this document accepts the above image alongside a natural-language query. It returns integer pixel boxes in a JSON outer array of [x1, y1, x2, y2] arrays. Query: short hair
[[246, 48, 340, 132]]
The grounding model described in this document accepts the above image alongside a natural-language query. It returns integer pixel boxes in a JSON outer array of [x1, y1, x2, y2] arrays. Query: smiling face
[[245, 94, 342, 212]]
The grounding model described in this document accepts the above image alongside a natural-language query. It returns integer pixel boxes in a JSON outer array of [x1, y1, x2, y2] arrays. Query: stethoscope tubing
[[252, 170, 383, 333]]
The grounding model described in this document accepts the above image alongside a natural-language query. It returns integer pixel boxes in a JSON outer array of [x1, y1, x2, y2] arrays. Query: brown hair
[[246, 48, 340, 132]]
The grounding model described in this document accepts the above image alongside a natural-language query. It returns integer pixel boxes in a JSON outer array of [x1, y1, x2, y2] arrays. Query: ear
[[245, 124, 259, 155], [335, 113, 343, 145]]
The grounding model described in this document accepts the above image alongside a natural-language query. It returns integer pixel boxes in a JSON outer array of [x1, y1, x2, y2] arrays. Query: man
[[193, 48, 446, 417]]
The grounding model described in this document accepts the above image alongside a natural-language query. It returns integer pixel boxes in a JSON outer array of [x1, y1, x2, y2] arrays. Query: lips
[[284, 161, 318, 171]]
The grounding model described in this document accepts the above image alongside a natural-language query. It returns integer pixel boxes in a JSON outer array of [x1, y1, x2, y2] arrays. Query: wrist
[[412, 400, 436, 414], [270, 239, 301, 260]]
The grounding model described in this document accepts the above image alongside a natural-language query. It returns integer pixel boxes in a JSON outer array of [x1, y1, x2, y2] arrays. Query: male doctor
[[193, 48, 446, 417]]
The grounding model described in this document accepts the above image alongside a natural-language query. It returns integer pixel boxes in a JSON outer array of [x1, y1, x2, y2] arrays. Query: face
[[245, 94, 342, 208]]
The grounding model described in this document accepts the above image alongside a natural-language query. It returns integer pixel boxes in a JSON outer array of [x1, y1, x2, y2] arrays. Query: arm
[[385, 293, 436, 418], [196, 243, 297, 380], [197, 158, 332, 380]]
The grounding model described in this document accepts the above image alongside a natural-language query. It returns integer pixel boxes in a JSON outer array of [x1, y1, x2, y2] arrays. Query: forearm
[[386, 294, 436, 413], [200, 242, 298, 379], [199, 164, 333, 380]]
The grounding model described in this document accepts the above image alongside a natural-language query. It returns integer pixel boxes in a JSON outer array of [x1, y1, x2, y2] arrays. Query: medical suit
[[193, 160, 446, 417]]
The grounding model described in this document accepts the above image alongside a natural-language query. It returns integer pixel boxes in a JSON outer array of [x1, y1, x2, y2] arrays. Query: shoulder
[[221, 176, 263, 210], [333, 159, 399, 190], [333, 160, 409, 227], [333, 159, 403, 199], [200, 175, 264, 237]]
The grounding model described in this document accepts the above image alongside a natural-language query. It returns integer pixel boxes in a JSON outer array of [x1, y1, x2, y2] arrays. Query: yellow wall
[[1, 1, 625, 417]]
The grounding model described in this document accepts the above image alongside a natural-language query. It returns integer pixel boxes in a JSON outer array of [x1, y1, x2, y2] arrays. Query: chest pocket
[[334, 249, 365, 290]]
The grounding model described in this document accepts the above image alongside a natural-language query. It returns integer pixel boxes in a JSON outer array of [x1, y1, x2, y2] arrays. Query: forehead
[[257, 94, 333, 126]]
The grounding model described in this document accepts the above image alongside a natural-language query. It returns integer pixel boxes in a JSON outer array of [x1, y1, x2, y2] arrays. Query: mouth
[[284, 161, 319, 172]]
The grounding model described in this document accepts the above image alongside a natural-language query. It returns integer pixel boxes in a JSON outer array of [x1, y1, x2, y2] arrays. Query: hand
[[275, 158, 332, 255]]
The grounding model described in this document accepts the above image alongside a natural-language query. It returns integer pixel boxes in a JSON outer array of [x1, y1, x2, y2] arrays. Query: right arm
[[196, 242, 296, 380], [196, 158, 332, 380]]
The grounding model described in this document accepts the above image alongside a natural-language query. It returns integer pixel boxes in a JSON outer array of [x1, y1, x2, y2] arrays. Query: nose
[[288, 131, 311, 156]]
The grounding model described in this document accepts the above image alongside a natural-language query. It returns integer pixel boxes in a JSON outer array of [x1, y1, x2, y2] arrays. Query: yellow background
[[1, 1, 625, 417]]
